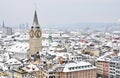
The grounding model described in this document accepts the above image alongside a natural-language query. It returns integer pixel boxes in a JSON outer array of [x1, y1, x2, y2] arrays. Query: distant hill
[[2, 22, 120, 32], [41, 23, 120, 32]]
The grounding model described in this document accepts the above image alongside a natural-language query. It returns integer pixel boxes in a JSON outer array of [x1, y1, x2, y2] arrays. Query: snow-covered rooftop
[[22, 64, 39, 72], [7, 42, 29, 53], [63, 62, 96, 72], [5, 58, 21, 65]]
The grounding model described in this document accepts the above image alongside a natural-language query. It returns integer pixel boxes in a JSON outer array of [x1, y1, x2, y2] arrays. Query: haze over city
[[0, 0, 120, 27]]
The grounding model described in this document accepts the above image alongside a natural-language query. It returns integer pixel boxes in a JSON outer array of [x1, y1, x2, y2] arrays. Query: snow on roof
[[111, 56, 120, 62], [0, 53, 9, 62], [43, 33, 69, 38], [113, 31, 120, 34], [42, 40, 59, 47], [0, 63, 8, 71], [56, 47, 65, 51], [5, 58, 22, 65], [51, 42, 59, 47], [3, 53, 9, 60], [118, 53, 120, 56], [7, 42, 29, 53], [42, 34, 60, 38], [0, 76, 8, 78], [15, 31, 22, 35], [49, 47, 56, 51], [61, 34, 69, 38], [22, 64, 39, 72], [97, 52, 113, 62], [42, 40, 49, 47], [105, 42, 112, 47], [70, 31, 79, 34], [0, 56, 3, 62], [63, 62, 96, 72], [46, 51, 56, 56], [46, 51, 71, 58], [15, 34, 29, 41]]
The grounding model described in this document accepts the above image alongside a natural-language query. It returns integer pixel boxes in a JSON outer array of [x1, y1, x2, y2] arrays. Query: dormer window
[[69, 68, 72, 70], [26, 67, 30, 69], [82, 66, 84, 68], [72, 67, 74, 70], [85, 66, 87, 68], [25, 47, 27, 49], [31, 26, 34, 29], [32, 67, 35, 70], [75, 67, 78, 69]]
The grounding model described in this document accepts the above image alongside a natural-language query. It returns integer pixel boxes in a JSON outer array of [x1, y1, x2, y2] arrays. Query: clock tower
[[29, 10, 42, 55]]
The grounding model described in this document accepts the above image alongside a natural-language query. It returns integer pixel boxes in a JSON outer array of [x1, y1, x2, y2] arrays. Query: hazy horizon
[[0, 0, 120, 27]]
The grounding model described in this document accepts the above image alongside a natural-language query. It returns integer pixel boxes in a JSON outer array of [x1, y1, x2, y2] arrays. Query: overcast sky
[[0, 0, 120, 26]]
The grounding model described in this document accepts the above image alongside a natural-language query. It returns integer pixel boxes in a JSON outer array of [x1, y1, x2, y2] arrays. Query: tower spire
[[3, 21, 5, 28], [33, 10, 39, 26]]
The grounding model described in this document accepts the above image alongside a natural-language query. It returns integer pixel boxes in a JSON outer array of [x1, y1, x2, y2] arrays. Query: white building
[[7, 42, 29, 59], [3, 27, 12, 35], [110, 56, 120, 78]]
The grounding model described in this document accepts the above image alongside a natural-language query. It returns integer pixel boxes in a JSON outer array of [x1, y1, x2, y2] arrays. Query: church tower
[[29, 10, 42, 55]]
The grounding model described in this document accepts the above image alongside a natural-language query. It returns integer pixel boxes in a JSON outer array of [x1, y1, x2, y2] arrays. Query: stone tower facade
[[29, 10, 42, 55]]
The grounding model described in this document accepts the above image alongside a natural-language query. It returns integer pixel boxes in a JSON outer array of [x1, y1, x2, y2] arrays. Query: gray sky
[[0, 0, 120, 26]]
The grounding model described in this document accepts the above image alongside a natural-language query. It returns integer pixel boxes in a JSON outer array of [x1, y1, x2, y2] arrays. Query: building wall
[[9, 70, 42, 78], [12, 72, 22, 78], [54, 69, 96, 78], [3, 27, 12, 35], [96, 61, 103, 75], [103, 61, 110, 78], [110, 61, 120, 78], [96, 61, 110, 78], [83, 48, 100, 57], [33, 71, 43, 78], [29, 31, 42, 55], [43, 69, 97, 78], [14, 52, 28, 59]]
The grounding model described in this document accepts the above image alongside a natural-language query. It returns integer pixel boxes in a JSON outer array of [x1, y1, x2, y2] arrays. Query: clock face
[[35, 30, 42, 38], [29, 30, 34, 38]]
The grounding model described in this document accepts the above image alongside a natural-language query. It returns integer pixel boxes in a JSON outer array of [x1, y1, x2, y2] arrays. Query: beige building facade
[[29, 10, 42, 55]]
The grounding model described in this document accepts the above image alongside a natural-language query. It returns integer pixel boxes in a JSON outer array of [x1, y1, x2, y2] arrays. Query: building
[[110, 56, 120, 78], [96, 60, 110, 78], [83, 48, 100, 57], [29, 10, 42, 55], [7, 42, 29, 59], [96, 52, 114, 78], [2, 21, 12, 35], [3, 27, 12, 35], [9, 64, 42, 78], [42, 61, 97, 78]]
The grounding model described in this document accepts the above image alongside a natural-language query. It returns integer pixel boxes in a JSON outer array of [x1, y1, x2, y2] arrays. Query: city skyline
[[0, 0, 120, 27], [0, 1, 120, 78]]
